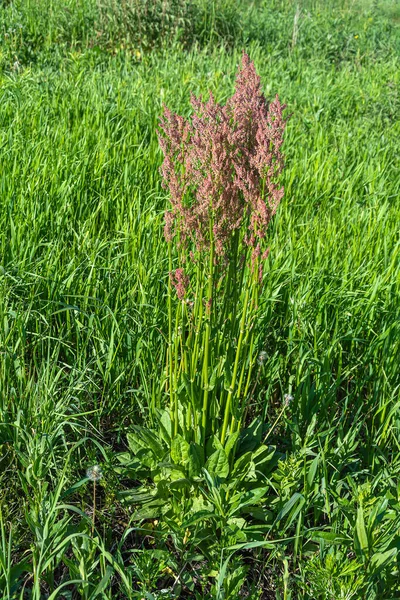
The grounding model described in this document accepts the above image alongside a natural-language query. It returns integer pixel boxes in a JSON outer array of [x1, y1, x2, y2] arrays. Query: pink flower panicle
[[158, 53, 287, 260], [170, 268, 189, 300]]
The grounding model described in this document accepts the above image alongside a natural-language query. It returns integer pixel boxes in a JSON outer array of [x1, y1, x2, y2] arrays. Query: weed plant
[[0, 0, 399, 598]]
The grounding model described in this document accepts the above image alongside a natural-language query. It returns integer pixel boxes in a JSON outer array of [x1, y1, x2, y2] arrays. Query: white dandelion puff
[[86, 465, 103, 482], [257, 351, 268, 366], [284, 393, 294, 406]]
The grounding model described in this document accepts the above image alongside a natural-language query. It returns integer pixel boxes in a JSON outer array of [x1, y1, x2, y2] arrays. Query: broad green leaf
[[127, 431, 147, 455], [236, 418, 263, 455], [158, 461, 186, 476], [8, 560, 32, 585], [158, 409, 172, 445], [131, 502, 166, 521], [188, 443, 203, 478], [138, 428, 165, 459], [206, 449, 229, 478], [230, 487, 269, 515], [171, 434, 190, 466], [224, 431, 240, 458], [182, 510, 214, 528], [127, 426, 164, 459], [232, 451, 253, 479], [252, 444, 280, 474], [169, 477, 192, 491], [211, 435, 224, 452]]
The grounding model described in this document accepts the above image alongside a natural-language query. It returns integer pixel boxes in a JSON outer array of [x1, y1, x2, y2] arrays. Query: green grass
[[0, 0, 399, 598]]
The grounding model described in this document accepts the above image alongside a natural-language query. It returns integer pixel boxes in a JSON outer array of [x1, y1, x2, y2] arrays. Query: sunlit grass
[[0, 0, 399, 597]]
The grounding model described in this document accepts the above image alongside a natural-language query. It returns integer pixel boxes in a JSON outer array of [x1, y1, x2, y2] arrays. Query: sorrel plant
[[158, 53, 287, 452]]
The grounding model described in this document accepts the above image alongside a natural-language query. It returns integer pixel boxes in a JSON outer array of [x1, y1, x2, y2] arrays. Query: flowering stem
[[92, 480, 96, 536], [263, 404, 288, 445], [174, 305, 180, 436], [230, 264, 259, 430], [221, 285, 250, 445], [237, 268, 260, 421], [201, 219, 215, 444], [158, 53, 287, 454], [167, 242, 174, 426]]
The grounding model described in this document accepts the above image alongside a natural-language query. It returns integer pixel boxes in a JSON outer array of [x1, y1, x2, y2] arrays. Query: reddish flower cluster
[[158, 53, 287, 260], [169, 268, 189, 300]]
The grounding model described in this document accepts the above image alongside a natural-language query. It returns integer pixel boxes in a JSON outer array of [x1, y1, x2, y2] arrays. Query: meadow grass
[[0, 0, 399, 598]]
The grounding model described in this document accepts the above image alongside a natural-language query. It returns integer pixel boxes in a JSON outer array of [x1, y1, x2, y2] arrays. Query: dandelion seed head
[[86, 465, 103, 482], [284, 393, 294, 406], [257, 351, 268, 365]]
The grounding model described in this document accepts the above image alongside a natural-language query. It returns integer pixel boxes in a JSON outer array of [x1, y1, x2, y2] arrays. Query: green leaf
[[158, 409, 172, 445], [188, 443, 203, 478], [231, 487, 269, 514], [215, 552, 234, 600], [182, 510, 214, 528], [224, 431, 240, 458], [232, 451, 252, 479], [127, 431, 146, 455], [132, 502, 166, 521], [206, 449, 229, 478], [252, 444, 280, 474], [355, 503, 369, 556], [48, 581, 83, 600], [370, 548, 397, 573], [61, 477, 88, 499], [241, 507, 273, 523], [307, 454, 319, 489], [225, 540, 276, 551], [227, 517, 246, 528], [169, 478, 192, 491], [236, 418, 263, 455], [89, 565, 114, 599], [171, 434, 190, 466], [208, 365, 219, 390], [139, 428, 165, 460], [211, 435, 224, 452], [276, 493, 305, 530], [158, 461, 186, 476], [8, 560, 32, 586], [127, 426, 165, 460], [117, 488, 157, 504], [311, 531, 349, 544]]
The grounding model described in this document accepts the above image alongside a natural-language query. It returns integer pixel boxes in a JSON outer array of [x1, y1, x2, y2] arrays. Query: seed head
[[86, 465, 103, 482], [158, 53, 287, 262], [257, 351, 268, 366], [170, 268, 189, 300], [284, 393, 293, 406]]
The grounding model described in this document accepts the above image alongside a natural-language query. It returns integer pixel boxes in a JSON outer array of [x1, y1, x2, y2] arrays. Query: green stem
[[174, 303, 180, 436], [220, 285, 250, 445], [190, 260, 203, 442], [264, 404, 287, 445], [92, 481, 96, 536], [167, 243, 174, 427], [201, 220, 215, 444], [236, 271, 260, 427]]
